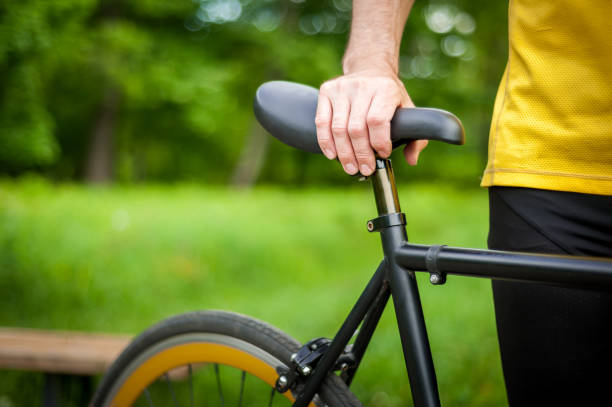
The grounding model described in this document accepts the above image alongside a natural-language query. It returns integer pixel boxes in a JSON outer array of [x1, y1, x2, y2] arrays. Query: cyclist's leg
[[488, 186, 612, 406]]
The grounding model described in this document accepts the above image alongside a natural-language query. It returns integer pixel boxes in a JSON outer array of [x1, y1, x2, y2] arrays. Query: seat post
[[371, 158, 401, 216]]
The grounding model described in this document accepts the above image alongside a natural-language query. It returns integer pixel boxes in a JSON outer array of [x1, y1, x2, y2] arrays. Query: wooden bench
[[0, 327, 132, 406]]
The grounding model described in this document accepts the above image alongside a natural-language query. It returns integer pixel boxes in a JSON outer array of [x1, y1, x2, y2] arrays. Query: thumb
[[403, 139, 429, 166], [399, 92, 415, 109]]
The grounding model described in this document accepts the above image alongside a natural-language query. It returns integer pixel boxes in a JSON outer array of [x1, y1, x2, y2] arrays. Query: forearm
[[343, 0, 414, 75]]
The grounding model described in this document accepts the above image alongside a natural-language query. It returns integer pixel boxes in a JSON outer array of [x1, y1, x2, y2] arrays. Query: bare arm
[[343, 0, 412, 75], [316, 0, 427, 176]]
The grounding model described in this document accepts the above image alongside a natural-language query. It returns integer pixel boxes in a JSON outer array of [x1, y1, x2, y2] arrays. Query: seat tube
[[371, 158, 441, 407]]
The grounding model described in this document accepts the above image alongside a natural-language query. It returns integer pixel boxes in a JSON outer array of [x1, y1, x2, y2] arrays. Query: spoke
[[215, 363, 225, 407], [238, 371, 246, 407], [164, 372, 179, 407], [143, 387, 154, 407], [189, 364, 194, 407], [268, 387, 276, 407]]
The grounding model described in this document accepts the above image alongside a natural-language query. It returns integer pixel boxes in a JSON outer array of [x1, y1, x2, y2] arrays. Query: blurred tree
[[0, 0, 507, 185], [0, 0, 96, 171]]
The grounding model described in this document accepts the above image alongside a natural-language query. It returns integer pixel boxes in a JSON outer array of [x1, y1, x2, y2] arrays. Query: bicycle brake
[[275, 337, 331, 393], [275, 337, 357, 393]]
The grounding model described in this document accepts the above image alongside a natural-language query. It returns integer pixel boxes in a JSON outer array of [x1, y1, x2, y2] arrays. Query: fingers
[[330, 95, 358, 174], [366, 93, 397, 159], [348, 94, 376, 175], [403, 139, 429, 165], [315, 95, 336, 159]]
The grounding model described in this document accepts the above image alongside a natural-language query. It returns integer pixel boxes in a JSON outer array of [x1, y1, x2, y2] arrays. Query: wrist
[[342, 52, 398, 76]]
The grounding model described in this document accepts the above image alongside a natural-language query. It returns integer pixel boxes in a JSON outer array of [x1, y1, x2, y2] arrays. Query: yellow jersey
[[481, 0, 612, 195]]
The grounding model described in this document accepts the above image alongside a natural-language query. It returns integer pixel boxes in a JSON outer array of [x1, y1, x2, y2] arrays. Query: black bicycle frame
[[291, 158, 612, 407]]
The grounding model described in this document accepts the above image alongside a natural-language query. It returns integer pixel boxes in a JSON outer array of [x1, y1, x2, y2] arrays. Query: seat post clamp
[[366, 212, 406, 232]]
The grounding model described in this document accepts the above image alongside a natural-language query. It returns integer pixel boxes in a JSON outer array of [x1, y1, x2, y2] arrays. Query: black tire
[[92, 310, 361, 406]]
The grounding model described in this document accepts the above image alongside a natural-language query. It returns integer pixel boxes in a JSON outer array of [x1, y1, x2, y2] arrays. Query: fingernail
[[345, 163, 357, 174], [323, 149, 334, 159], [360, 164, 372, 175]]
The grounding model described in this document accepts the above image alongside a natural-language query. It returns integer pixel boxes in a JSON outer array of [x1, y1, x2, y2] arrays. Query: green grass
[[0, 178, 506, 406]]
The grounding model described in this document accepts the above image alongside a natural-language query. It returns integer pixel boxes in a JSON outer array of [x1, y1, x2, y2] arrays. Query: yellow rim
[[109, 342, 313, 406]]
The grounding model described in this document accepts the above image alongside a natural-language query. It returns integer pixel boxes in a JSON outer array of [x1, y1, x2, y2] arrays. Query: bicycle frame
[[292, 158, 612, 407]]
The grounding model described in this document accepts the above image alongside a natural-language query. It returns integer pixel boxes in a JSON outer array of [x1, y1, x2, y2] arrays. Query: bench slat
[[0, 328, 131, 375]]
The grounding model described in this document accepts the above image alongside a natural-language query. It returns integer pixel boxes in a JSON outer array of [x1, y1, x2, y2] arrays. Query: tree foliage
[[0, 0, 508, 184]]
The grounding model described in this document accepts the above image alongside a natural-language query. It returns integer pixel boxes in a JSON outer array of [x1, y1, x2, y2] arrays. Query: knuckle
[[321, 80, 343, 95], [319, 81, 333, 93], [316, 134, 331, 144], [354, 151, 372, 160], [314, 116, 330, 127], [331, 124, 347, 135], [367, 114, 387, 127], [371, 138, 390, 150], [335, 145, 353, 157], [351, 78, 366, 90], [347, 122, 367, 136], [382, 81, 396, 92]]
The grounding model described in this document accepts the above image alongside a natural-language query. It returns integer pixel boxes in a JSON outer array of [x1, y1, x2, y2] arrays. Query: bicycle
[[92, 81, 612, 407]]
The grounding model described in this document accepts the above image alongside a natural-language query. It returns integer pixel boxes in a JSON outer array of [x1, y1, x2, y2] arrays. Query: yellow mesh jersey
[[481, 0, 612, 195]]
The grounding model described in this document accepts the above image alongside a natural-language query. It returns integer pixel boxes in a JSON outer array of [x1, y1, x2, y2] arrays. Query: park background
[[0, 0, 509, 405]]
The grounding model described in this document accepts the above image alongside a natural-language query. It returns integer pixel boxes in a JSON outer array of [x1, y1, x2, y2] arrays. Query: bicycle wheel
[[92, 310, 361, 406]]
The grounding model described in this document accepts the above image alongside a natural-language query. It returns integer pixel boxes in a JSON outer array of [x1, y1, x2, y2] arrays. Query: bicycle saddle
[[254, 81, 465, 154]]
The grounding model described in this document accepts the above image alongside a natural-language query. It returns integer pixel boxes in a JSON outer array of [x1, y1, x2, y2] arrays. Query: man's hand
[[314, 0, 425, 176], [315, 70, 428, 176]]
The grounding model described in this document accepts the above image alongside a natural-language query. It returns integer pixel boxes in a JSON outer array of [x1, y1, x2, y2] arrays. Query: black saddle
[[253, 81, 465, 154]]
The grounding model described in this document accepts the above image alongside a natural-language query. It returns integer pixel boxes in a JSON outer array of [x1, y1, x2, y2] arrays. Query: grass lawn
[[0, 178, 506, 406]]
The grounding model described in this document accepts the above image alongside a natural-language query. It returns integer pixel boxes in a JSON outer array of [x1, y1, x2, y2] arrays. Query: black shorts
[[488, 186, 612, 406]]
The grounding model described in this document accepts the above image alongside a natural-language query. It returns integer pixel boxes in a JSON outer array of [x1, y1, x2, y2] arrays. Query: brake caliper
[[275, 337, 331, 393]]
